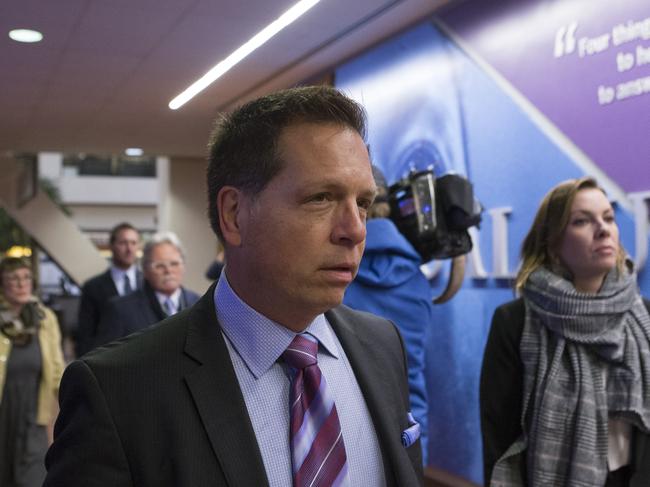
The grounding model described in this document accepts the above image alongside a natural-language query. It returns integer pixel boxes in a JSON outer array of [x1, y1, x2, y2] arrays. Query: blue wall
[[336, 19, 649, 484]]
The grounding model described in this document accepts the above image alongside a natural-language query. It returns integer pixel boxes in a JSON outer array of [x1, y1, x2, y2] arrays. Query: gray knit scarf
[[491, 266, 650, 487]]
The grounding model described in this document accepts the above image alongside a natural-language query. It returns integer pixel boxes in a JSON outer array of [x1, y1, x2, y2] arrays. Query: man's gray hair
[[142, 231, 186, 267]]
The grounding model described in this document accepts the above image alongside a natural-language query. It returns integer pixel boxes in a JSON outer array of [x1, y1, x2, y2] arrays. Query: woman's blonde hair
[[514, 177, 626, 292]]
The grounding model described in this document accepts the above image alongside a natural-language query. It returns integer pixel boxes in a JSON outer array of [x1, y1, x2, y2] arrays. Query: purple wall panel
[[440, 0, 650, 192]]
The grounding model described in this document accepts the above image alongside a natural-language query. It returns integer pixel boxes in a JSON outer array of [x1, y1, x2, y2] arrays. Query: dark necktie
[[123, 274, 132, 295], [282, 334, 349, 487]]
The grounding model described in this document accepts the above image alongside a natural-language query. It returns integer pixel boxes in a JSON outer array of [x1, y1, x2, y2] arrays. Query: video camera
[[388, 169, 482, 263]]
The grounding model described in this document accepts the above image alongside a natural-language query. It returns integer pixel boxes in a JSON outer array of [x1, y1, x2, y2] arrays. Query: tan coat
[[0, 301, 65, 425]]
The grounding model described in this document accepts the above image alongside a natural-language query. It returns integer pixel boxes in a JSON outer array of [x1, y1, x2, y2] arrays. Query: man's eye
[[309, 193, 330, 203], [358, 198, 372, 211]]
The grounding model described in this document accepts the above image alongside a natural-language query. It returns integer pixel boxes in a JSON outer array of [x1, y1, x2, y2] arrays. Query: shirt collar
[[213, 273, 340, 380], [155, 288, 181, 310], [110, 265, 137, 282]]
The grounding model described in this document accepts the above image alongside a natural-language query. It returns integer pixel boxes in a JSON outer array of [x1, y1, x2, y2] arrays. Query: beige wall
[[161, 158, 217, 296], [0, 158, 106, 285], [69, 205, 157, 233], [2, 156, 218, 294]]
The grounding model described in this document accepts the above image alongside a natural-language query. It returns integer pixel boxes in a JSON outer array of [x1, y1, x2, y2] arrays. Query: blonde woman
[[481, 178, 650, 486], [0, 257, 64, 487]]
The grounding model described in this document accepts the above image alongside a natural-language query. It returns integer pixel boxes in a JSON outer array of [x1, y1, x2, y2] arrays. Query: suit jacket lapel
[[179, 287, 193, 311], [101, 269, 118, 297], [143, 282, 167, 321], [182, 288, 269, 487], [326, 307, 417, 487]]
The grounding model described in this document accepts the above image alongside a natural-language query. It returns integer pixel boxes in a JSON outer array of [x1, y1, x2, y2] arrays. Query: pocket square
[[401, 412, 421, 448]]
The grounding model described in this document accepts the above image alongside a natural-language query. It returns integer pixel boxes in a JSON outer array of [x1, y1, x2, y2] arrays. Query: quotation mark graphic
[[554, 22, 578, 58]]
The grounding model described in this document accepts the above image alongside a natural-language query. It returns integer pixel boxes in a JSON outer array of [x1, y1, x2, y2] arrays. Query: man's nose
[[331, 201, 366, 245]]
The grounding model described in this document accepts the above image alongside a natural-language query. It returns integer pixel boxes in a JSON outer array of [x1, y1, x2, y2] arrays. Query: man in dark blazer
[[75, 222, 142, 357], [93, 231, 200, 348], [45, 86, 423, 486]]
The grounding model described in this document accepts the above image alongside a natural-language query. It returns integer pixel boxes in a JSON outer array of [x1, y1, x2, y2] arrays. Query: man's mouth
[[320, 263, 357, 283]]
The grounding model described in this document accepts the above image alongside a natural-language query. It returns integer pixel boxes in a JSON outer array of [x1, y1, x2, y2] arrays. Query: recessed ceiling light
[[125, 148, 144, 156], [8, 29, 43, 43], [168, 0, 320, 110]]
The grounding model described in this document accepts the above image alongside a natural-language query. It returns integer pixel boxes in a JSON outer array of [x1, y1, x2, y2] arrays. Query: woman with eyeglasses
[[0, 257, 64, 487], [481, 178, 650, 487]]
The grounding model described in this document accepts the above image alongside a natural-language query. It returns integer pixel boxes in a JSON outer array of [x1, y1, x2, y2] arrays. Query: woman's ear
[[217, 186, 245, 247]]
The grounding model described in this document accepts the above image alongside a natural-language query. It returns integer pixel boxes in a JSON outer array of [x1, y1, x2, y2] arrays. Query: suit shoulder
[[99, 292, 145, 325], [85, 310, 188, 369], [328, 304, 400, 346], [331, 303, 394, 328], [106, 290, 147, 308], [182, 287, 201, 304], [82, 270, 110, 290]]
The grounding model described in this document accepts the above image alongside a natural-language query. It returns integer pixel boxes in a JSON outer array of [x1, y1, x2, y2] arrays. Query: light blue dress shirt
[[214, 274, 386, 487], [110, 265, 137, 296]]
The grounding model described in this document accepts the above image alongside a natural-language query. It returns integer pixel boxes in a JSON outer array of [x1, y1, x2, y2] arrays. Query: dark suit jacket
[[44, 284, 423, 487], [93, 281, 199, 349], [480, 297, 650, 486], [76, 268, 143, 357]]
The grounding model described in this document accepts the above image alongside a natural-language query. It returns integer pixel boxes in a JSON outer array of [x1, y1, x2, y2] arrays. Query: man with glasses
[[92, 232, 199, 349], [75, 222, 142, 357]]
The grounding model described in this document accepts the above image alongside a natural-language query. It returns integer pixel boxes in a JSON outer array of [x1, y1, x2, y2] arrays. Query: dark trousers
[[606, 465, 632, 487]]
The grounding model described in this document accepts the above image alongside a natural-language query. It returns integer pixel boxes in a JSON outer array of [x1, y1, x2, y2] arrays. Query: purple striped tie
[[283, 334, 349, 487]]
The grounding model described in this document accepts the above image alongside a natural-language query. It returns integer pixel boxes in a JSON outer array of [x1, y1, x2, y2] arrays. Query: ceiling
[[1, 0, 453, 158]]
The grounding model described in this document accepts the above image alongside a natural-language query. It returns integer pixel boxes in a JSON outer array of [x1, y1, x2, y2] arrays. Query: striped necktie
[[282, 334, 349, 487]]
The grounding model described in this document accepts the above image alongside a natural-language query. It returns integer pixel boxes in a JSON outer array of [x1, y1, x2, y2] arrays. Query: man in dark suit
[[45, 86, 423, 486], [75, 222, 142, 357], [93, 231, 200, 348]]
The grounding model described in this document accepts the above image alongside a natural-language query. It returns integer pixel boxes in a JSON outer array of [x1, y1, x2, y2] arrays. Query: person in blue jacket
[[344, 165, 433, 464]]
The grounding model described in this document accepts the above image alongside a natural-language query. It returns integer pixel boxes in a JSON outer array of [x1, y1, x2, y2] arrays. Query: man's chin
[[159, 287, 179, 295], [312, 290, 345, 312]]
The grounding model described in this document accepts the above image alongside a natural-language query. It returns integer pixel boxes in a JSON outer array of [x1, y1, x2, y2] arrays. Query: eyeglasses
[[148, 260, 183, 273], [4, 275, 33, 285]]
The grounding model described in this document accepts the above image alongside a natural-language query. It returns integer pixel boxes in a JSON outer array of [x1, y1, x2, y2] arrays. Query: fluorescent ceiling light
[[168, 0, 320, 110], [8, 29, 43, 43], [125, 147, 144, 156]]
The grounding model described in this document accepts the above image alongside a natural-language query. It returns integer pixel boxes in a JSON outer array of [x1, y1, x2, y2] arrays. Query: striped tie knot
[[283, 334, 318, 369]]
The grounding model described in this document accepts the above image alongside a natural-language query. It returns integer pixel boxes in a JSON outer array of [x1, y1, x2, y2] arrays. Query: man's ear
[[217, 186, 246, 247]]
